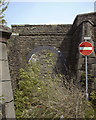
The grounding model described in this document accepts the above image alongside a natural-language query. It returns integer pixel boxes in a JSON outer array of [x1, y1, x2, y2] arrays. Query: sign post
[[85, 55, 88, 101], [79, 37, 93, 101]]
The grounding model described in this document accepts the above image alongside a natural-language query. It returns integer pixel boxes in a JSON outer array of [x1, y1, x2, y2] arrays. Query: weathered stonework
[[8, 12, 96, 91], [0, 25, 16, 118]]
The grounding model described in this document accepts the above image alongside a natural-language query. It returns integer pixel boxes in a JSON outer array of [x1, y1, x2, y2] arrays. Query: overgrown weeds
[[14, 52, 96, 119]]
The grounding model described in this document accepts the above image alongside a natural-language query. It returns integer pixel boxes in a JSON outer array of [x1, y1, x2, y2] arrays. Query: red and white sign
[[79, 42, 93, 56]]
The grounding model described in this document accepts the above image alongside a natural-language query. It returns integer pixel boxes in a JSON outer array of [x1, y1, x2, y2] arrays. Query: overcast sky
[[5, 2, 95, 27]]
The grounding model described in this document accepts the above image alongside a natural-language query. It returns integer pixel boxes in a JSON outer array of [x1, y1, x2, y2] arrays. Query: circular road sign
[[79, 42, 93, 56]]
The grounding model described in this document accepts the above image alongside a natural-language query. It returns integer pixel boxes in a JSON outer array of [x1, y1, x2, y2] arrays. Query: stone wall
[[68, 13, 96, 72], [8, 25, 72, 89], [0, 25, 15, 118], [67, 12, 96, 90], [8, 12, 96, 90]]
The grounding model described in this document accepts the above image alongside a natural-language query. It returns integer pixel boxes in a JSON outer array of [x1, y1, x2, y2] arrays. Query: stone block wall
[[67, 12, 96, 90], [0, 25, 15, 118], [8, 25, 72, 89], [8, 12, 96, 90]]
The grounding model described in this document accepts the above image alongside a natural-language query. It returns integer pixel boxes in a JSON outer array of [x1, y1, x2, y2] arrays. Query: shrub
[[14, 52, 92, 119]]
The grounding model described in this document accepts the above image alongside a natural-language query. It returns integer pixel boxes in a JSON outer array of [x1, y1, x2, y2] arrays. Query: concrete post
[[0, 25, 16, 118]]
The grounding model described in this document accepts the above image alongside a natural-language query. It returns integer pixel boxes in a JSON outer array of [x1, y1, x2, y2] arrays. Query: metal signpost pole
[[84, 37, 91, 101], [85, 55, 88, 101], [79, 37, 93, 101]]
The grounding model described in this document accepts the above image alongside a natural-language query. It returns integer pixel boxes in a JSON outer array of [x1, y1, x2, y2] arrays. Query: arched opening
[[26, 46, 66, 75]]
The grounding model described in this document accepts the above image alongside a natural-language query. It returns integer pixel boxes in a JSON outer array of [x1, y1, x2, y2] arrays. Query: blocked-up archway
[[26, 46, 66, 75]]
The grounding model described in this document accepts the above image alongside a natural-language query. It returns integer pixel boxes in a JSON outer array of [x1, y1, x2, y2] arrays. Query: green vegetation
[[14, 52, 96, 119], [90, 90, 96, 107], [80, 72, 93, 87], [0, 0, 9, 24], [45, 52, 54, 66], [90, 90, 96, 119], [80, 72, 96, 119]]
